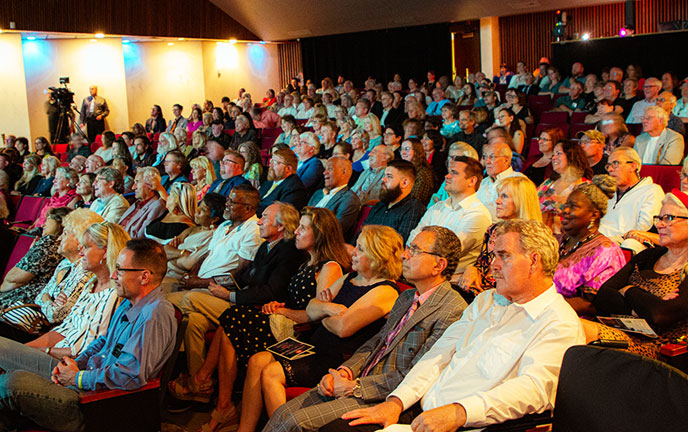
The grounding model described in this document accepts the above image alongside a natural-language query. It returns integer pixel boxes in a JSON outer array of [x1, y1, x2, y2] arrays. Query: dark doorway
[[451, 21, 481, 80]]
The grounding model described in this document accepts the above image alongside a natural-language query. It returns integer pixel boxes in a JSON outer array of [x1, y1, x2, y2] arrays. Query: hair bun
[[591, 174, 616, 199]]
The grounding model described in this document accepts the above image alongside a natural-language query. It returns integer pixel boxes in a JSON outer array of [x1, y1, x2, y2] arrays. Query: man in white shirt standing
[[476, 141, 525, 221], [167, 184, 262, 375], [408, 156, 491, 279], [325, 219, 585, 432]]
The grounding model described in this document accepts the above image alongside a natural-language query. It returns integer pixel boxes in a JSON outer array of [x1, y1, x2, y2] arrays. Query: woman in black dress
[[236, 225, 403, 432], [168, 207, 350, 431]]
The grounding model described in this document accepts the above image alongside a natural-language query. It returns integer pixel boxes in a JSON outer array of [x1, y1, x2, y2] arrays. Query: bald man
[[79, 85, 109, 143], [656, 91, 686, 136], [308, 156, 362, 240]]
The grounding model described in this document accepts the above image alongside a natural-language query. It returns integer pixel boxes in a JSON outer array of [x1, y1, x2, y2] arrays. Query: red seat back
[[12, 196, 45, 223], [3, 234, 35, 278], [627, 123, 643, 136], [535, 123, 569, 138], [353, 205, 373, 239], [570, 112, 588, 124], [569, 123, 594, 138], [540, 111, 569, 124], [639, 164, 681, 193]]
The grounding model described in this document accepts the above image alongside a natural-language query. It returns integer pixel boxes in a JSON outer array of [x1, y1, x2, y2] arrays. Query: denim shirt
[[74, 288, 176, 391]]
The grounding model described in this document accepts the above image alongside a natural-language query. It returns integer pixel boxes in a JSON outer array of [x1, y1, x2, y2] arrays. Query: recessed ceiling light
[[168, 42, 174, 46], [27, 36, 36, 40], [229, 38, 237, 44], [178, 37, 184, 41], [95, 33, 104, 39], [123, 40, 130, 44]]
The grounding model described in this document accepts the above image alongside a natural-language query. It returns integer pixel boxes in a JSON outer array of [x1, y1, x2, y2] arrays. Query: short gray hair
[[610, 146, 642, 175], [493, 219, 559, 278], [645, 105, 668, 127], [56, 166, 79, 188], [96, 166, 125, 194], [299, 131, 321, 154]]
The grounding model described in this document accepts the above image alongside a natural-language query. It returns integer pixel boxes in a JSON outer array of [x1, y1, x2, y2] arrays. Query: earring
[[588, 218, 596, 230]]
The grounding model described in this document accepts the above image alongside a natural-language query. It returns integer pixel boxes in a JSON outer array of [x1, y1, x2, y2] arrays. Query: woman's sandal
[[200, 406, 239, 432], [168, 374, 214, 404]]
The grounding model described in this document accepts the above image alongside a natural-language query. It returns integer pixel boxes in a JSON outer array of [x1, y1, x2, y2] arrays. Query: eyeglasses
[[482, 154, 507, 162], [226, 199, 249, 207], [221, 159, 239, 165], [605, 160, 634, 170], [115, 266, 151, 275], [538, 137, 552, 142], [680, 172, 688, 181], [653, 214, 688, 226], [271, 159, 286, 166], [405, 244, 442, 258]]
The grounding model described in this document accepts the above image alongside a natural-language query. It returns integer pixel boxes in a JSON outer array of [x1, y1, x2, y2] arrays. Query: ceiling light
[[90, 39, 96, 42], [95, 33, 104, 39], [581, 33, 590, 41], [260, 41, 266, 44], [178, 37, 185, 41], [229, 38, 237, 44], [122, 40, 130, 44], [27, 36, 36, 40], [168, 42, 174, 46]]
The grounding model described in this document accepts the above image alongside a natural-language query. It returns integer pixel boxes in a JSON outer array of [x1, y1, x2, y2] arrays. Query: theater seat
[[3, 234, 35, 278], [551, 345, 688, 431], [569, 123, 594, 138], [639, 164, 681, 193], [352, 204, 373, 239], [539, 111, 568, 124], [9, 196, 46, 228], [570, 112, 588, 124], [535, 123, 568, 138]]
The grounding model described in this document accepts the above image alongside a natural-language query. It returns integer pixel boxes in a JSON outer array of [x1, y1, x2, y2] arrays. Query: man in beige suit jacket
[[634, 105, 685, 165]]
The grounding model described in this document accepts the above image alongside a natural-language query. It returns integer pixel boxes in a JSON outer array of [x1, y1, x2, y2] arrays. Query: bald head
[[657, 91, 677, 114], [324, 156, 352, 189]]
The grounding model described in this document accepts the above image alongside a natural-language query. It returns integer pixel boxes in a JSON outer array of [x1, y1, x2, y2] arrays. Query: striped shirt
[[53, 278, 118, 356], [34, 259, 93, 324]]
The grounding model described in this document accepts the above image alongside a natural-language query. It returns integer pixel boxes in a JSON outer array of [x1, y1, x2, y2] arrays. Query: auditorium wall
[[0, 35, 280, 143], [22, 37, 129, 142], [0, 33, 31, 139], [202, 41, 280, 108], [123, 41, 207, 129]]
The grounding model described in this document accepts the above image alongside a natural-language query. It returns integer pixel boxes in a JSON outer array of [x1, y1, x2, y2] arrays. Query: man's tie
[[262, 181, 279, 198], [361, 297, 420, 377], [214, 179, 228, 194]]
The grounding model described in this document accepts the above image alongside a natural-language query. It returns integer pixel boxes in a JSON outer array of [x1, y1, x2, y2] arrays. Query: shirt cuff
[[388, 388, 416, 411], [456, 395, 486, 426], [229, 291, 236, 303], [79, 370, 97, 391]]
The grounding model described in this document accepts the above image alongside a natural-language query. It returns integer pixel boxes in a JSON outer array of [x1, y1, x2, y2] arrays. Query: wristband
[[77, 371, 84, 389]]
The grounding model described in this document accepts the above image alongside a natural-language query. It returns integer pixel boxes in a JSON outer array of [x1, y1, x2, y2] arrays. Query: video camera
[[48, 77, 75, 109]]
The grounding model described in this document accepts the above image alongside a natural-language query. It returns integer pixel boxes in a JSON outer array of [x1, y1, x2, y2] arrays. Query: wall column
[[0, 33, 31, 139], [480, 17, 501, 78]]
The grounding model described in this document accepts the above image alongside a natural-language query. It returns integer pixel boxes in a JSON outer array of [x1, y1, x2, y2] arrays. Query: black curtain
[[552, 30, 688, 78], [300, 23, 452, 87]]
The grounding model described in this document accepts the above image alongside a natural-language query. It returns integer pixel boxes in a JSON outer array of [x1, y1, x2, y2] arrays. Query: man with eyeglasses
[[264, 226, 467, 432], [634, 105, 684, 165], [656, 91, 686, 136], [321, 220, 584, 432], [208, 149, 250, 197], [0, 239, 177, 431], [168, 184, 261, 376], [453, 110, 487, 158], [627, 77, 662, 123], [476, 141, 526, 221], [408, 156, 491, 280], [258, 147, 308, 217], [160, 150, 190, 192], [599, 147, 665, 253]]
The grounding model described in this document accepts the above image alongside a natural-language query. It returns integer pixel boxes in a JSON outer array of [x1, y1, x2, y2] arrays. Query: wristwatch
[[352, 378, 362, 398], [45, 347, 51, 355]]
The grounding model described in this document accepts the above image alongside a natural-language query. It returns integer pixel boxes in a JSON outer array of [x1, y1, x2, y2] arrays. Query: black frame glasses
[[653, 214, 688, 226]]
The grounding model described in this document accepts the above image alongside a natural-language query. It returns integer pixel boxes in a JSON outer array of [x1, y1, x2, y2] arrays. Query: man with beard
[[361, 160, 426, 243], [257, 147, 308, 217]]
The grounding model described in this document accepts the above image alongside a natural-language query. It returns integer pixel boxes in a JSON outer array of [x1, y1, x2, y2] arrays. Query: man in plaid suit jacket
[[263, 226, 468, 432]]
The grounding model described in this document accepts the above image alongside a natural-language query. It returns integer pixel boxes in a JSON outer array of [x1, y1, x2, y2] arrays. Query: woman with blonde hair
[[192, 130, 208, 155], [33, 155, 61, 197], [363, 113, 382, 149], [145, 182, 196, 244], [14, 155, 42, 195], [0, 222, 129, 372], [189, 156, 216, 201], [405, 98, 426, 120], [459, 176, 542, 297]]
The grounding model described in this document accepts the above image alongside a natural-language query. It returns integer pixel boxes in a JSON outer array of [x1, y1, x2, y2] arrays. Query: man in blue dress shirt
[[0, 239, 177, 431]]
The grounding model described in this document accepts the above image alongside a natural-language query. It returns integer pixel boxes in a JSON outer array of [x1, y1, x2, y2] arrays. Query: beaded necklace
[[559, 231, 600, 259]]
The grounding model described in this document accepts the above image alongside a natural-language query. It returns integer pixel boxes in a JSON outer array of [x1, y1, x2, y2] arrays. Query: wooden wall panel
[[278, 42, 302, 90], [499, 0, 688, 71], [0, 0, 258, 40]]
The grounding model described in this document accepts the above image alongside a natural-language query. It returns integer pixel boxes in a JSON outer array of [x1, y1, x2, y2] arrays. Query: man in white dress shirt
[[476, 141, 525, 221], [325, 219, 585, 432], [408, 156, 491, 279]]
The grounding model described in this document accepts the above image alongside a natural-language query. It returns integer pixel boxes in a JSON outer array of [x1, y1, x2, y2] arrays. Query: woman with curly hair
[[401, 137, 435, 205]]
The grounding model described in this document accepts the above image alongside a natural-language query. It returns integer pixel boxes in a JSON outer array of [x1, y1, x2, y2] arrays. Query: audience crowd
[[0, 59, 687, 432]]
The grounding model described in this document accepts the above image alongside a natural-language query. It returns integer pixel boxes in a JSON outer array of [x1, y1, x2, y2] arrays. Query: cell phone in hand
[[213, 274, 240, 290]]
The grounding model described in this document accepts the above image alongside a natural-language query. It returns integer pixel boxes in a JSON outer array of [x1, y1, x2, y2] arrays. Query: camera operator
[[79, 85, 109, 143], [45, 90, 70, 144]]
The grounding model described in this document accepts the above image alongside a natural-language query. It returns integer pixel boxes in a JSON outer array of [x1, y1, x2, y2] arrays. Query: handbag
[[0, 302, 50, 335]]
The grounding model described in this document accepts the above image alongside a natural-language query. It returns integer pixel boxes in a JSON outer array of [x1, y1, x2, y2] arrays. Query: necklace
[[559, 231, 599, 259]]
